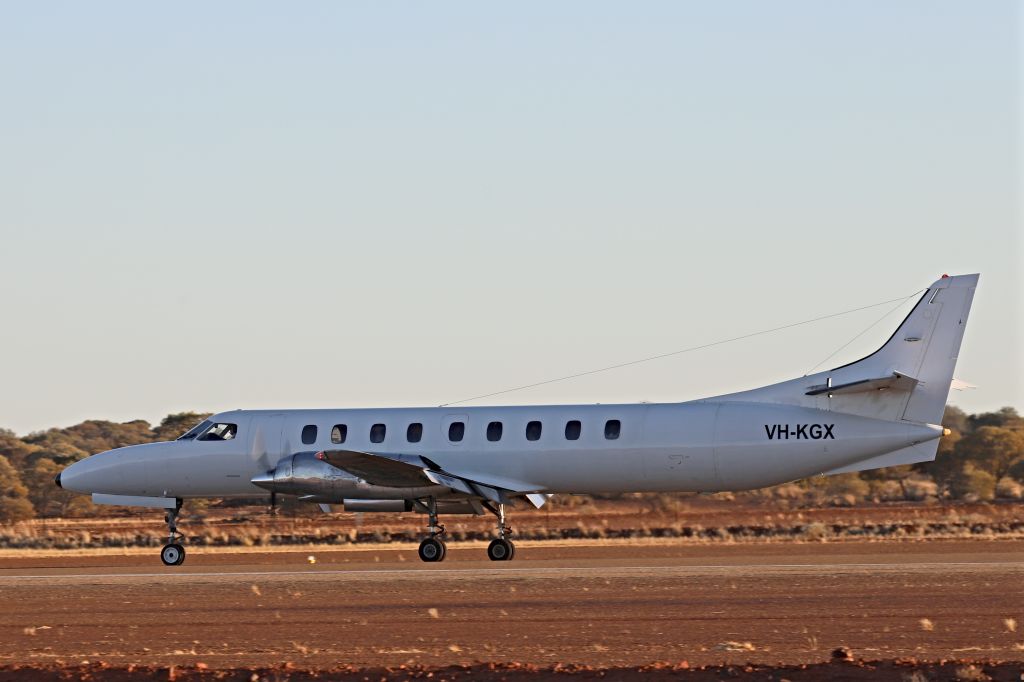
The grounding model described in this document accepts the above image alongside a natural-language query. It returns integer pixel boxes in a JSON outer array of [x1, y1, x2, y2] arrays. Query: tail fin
[[716, 273, 979, 426]]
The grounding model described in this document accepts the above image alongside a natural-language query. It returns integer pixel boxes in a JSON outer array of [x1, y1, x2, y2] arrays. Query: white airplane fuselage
[[62, 401, 941, 500]]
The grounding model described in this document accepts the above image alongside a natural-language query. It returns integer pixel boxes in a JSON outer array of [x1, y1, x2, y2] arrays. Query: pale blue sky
[[1, 2, 1020, 435]]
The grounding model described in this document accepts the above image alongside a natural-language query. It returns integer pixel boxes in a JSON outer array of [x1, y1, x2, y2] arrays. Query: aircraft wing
[[316, 449, 430, 487], [315, 449, 553, 508]]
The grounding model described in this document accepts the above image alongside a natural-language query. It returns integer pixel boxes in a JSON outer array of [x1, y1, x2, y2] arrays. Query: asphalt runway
[[0, 540, 1021, 668]]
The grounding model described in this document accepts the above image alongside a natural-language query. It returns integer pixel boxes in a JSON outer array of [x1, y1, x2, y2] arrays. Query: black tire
[[487, 538, 514, 561], [418, 537, 445, 563], [161, 543, 186, 566]]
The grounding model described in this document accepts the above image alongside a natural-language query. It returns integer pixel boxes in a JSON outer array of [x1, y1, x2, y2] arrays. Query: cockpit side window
[[177, 420, 213, 441], [197, 423, 238, 441]]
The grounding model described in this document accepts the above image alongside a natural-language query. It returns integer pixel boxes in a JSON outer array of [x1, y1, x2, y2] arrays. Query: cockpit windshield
[[199, 423, 237, 441], [176, 420, 238, 442], [177, 420, 212, 441]]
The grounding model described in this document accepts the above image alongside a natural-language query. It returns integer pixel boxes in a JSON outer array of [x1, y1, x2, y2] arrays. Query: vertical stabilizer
[[832, 273, 978, 425], [713, 274, 979, 426]]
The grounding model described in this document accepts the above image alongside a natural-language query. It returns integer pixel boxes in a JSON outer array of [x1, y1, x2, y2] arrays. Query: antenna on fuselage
[[438, 288, 924, 407]]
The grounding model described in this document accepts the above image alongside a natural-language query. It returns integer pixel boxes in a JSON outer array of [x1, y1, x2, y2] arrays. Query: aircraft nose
[[57, 455, 110, 494]]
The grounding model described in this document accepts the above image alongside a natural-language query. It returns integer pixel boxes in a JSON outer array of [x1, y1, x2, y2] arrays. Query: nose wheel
[[161, 543, 186, 566], [160, 500, 187, 566]]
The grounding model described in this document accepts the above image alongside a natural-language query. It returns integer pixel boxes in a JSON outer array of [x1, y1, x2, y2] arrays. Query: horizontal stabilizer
[[805, 372, 919, 396], [950, 378, 976, 391]]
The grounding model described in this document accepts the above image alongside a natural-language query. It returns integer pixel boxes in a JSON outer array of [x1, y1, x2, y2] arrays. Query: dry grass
[[1, 498, 1021, 552]]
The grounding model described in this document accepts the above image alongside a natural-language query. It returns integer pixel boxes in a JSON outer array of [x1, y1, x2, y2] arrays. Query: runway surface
[[0, 540, 1021, 668]]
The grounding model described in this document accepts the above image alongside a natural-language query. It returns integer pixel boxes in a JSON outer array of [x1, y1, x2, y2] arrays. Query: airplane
[[55, 273, 978, 566]]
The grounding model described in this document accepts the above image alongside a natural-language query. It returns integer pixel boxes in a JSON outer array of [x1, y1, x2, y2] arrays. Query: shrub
[[825, 473, 870, 499], [771, 483, 804, 500], [995, 477, 1024, 500], [0, 495, 35, 522], [1007, 458, 1024, 483], [948, 465, 996, 501], [870, 479, 904, 501], [904, 478, 938, 501]]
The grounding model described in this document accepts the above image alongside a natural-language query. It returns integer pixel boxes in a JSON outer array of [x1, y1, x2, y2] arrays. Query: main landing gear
[[160, 500, 186, 566], [486, 502, 515, 562], [417, 497, 447, 562], [414, 498, 517, 562]]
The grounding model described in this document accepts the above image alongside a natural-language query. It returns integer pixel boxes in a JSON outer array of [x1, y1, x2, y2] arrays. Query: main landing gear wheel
[[416, 496, 448, 563], [161, 543, 186, 566], [487, 538, 515, 561], [418, 536, 447, 562], [484, 502, 517, 561]]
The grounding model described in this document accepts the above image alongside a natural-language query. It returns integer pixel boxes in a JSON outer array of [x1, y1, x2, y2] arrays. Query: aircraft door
[[249, 414, 285, 469]]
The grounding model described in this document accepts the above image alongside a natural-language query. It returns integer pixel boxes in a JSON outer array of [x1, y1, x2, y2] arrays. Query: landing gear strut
[[486, 502, 515, 561], [417, 497, 447, 563], [160, 499, 186, 566]]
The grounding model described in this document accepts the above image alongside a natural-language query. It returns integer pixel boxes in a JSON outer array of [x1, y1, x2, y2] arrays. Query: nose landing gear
[[160, 499, 186, 566]]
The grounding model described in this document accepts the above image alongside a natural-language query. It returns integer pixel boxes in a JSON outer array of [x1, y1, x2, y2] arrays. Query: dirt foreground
[[0, 539, 1021, 679], [1, 659, 1023, 681]]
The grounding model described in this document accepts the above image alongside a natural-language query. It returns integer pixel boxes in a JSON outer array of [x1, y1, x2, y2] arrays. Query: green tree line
[[0, 407, 1021, 522]]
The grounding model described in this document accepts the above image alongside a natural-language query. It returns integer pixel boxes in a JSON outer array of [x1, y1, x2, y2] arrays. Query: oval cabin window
[[370, 423, 386, 444], [301, 425, 317, 445]]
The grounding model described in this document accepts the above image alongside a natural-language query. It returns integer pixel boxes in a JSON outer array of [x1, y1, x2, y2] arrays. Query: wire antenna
[[440, 289, 925, 407], [805, 292, 923, 374]]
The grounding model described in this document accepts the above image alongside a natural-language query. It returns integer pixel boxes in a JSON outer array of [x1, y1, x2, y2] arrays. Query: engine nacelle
[[250, 452, 448, 502]]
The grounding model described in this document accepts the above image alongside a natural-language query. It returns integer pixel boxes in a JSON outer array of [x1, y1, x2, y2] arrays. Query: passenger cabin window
[[565, 420, 581, 440], [331, 424, 347, 444], [370, 423, 386, 443], [197, 422, 237, 441], [604, 419, 621, 440], [177, 420, 212, 441], [487, 421, 503, 442], [526, 420, 542, 441], [448, 421, 465, 442], [407, 423, 423, 443], [301, 424, 317, 445]]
